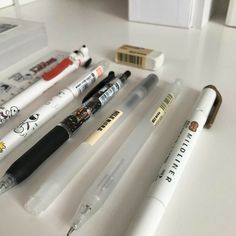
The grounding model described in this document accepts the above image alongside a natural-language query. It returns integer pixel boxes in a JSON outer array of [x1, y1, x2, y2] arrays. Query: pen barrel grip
[[6, 126, 69, 183]]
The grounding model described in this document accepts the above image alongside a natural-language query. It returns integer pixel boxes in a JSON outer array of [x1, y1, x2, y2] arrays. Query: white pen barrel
[[125, 196, 165, 236], [0, 63, 77, 124], [125, 88, 217, 236], [0, 63, 107, 159], [0, 89, 74, 160], [155, 88, 217, 204]]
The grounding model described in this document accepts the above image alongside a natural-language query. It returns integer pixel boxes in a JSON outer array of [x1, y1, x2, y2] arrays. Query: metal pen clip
[[204, 85, 222, 129], [82, 71, 116, 103]]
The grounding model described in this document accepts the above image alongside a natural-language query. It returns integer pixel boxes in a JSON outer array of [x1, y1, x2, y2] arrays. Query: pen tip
[[66, 227, 75, 236], [0, 174, 16, 195]]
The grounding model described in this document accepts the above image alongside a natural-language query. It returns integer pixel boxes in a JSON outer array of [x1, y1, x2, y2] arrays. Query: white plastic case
[[0, 17, 47, 71]]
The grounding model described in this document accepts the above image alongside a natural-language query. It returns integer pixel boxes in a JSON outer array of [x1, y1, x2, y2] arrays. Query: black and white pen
[[0, 71, 131, 195]]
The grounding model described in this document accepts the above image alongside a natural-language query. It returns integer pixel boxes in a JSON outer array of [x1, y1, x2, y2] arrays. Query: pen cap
[[204, 85, 222, 129], [122, 74, 159, 110], [118, 70, 131, 83], [192, 86, 222, 129], [25, 182, 61, 216], [168, 79, 183, 98], [141, 74, 159, 92], [126, 197, 165, 236], [194, 87, 216, 115]]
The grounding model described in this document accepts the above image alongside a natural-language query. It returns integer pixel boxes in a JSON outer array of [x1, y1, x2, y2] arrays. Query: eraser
[[115, 44, 164, 71]]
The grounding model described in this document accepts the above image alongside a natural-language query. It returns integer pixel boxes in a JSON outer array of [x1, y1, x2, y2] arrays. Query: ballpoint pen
[[0, 53, 65, 105], [0, 61, 109, 160], [25, 73, 159, 216], [125, 85, 222, 236], [0, 71, 130, 195], [82, 70, 115, 103], [0, 45, 91, 125], [65, 79, 183, 236]]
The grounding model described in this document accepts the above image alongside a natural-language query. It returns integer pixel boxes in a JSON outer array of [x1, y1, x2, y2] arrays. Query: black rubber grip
[[6, 126, 69, 183]]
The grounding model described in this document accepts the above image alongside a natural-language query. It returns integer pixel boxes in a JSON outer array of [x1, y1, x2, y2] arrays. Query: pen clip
[[82, 71, 116, 103], [42, 57, 73, 81], [84, 58, 92, 68], [204, 85, 222, 129]]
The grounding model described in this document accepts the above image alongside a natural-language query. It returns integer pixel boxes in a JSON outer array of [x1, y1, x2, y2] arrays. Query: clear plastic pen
[[25, 74, 159, 216], [66, 79, 183, 236]]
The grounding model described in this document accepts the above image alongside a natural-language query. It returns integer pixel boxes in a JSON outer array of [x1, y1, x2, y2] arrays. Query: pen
[[0, 45, 91, 125], [25, 73, 159, 216], [66, 79, 183, 236], [0, 53, 64, 105], [125, 85, 222, 236], [0, 71, 130, 195], [0, 61, 108, 160], [82, 70, 115, 103]]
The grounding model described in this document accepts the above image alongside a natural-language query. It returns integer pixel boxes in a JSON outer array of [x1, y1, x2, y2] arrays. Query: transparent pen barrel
[[24, 74, 159, 215], [120, 74, 158, 113], [79, 114, 155, 212], [75, 79, 183, 225], [25, 143, 92, 215], [83, 74, 159, 148]]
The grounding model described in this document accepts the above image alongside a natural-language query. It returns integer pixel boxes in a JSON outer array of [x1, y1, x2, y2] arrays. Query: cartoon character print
[[0, 106, 19, 124], [0, 83, 11, 93], [14, 114, 40, 137], [188, 121, 199, 132], [0, 141, 6, 153]]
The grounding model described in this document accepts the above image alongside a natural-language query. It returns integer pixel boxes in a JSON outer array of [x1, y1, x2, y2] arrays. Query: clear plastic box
[[0, 17, 47, 71]]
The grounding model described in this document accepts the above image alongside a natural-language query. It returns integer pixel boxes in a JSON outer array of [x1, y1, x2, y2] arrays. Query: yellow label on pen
[[85, 110, 123, 145], [150, 93, 175, 127], [0, 141, 6, 153]]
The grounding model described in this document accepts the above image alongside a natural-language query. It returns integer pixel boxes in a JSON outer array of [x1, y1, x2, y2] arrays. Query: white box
[[16, 0, 36, 5], [226, 0, 236, 27], [0, 17, 47, 71], [192, 0, 213, 28], [129, 0, 196, 28], [129, 0, 213, 28]]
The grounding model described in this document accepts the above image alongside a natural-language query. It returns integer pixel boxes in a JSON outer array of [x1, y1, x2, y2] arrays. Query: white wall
[[0, 0, 14, 8]]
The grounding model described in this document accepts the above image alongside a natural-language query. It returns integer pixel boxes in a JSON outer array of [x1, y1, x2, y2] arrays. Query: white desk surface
[[0, 1, 235, 236]]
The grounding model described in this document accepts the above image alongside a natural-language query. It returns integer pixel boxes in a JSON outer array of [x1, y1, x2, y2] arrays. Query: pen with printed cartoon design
[[0, 61, 108, 160], [0, 45, 91, 125]]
